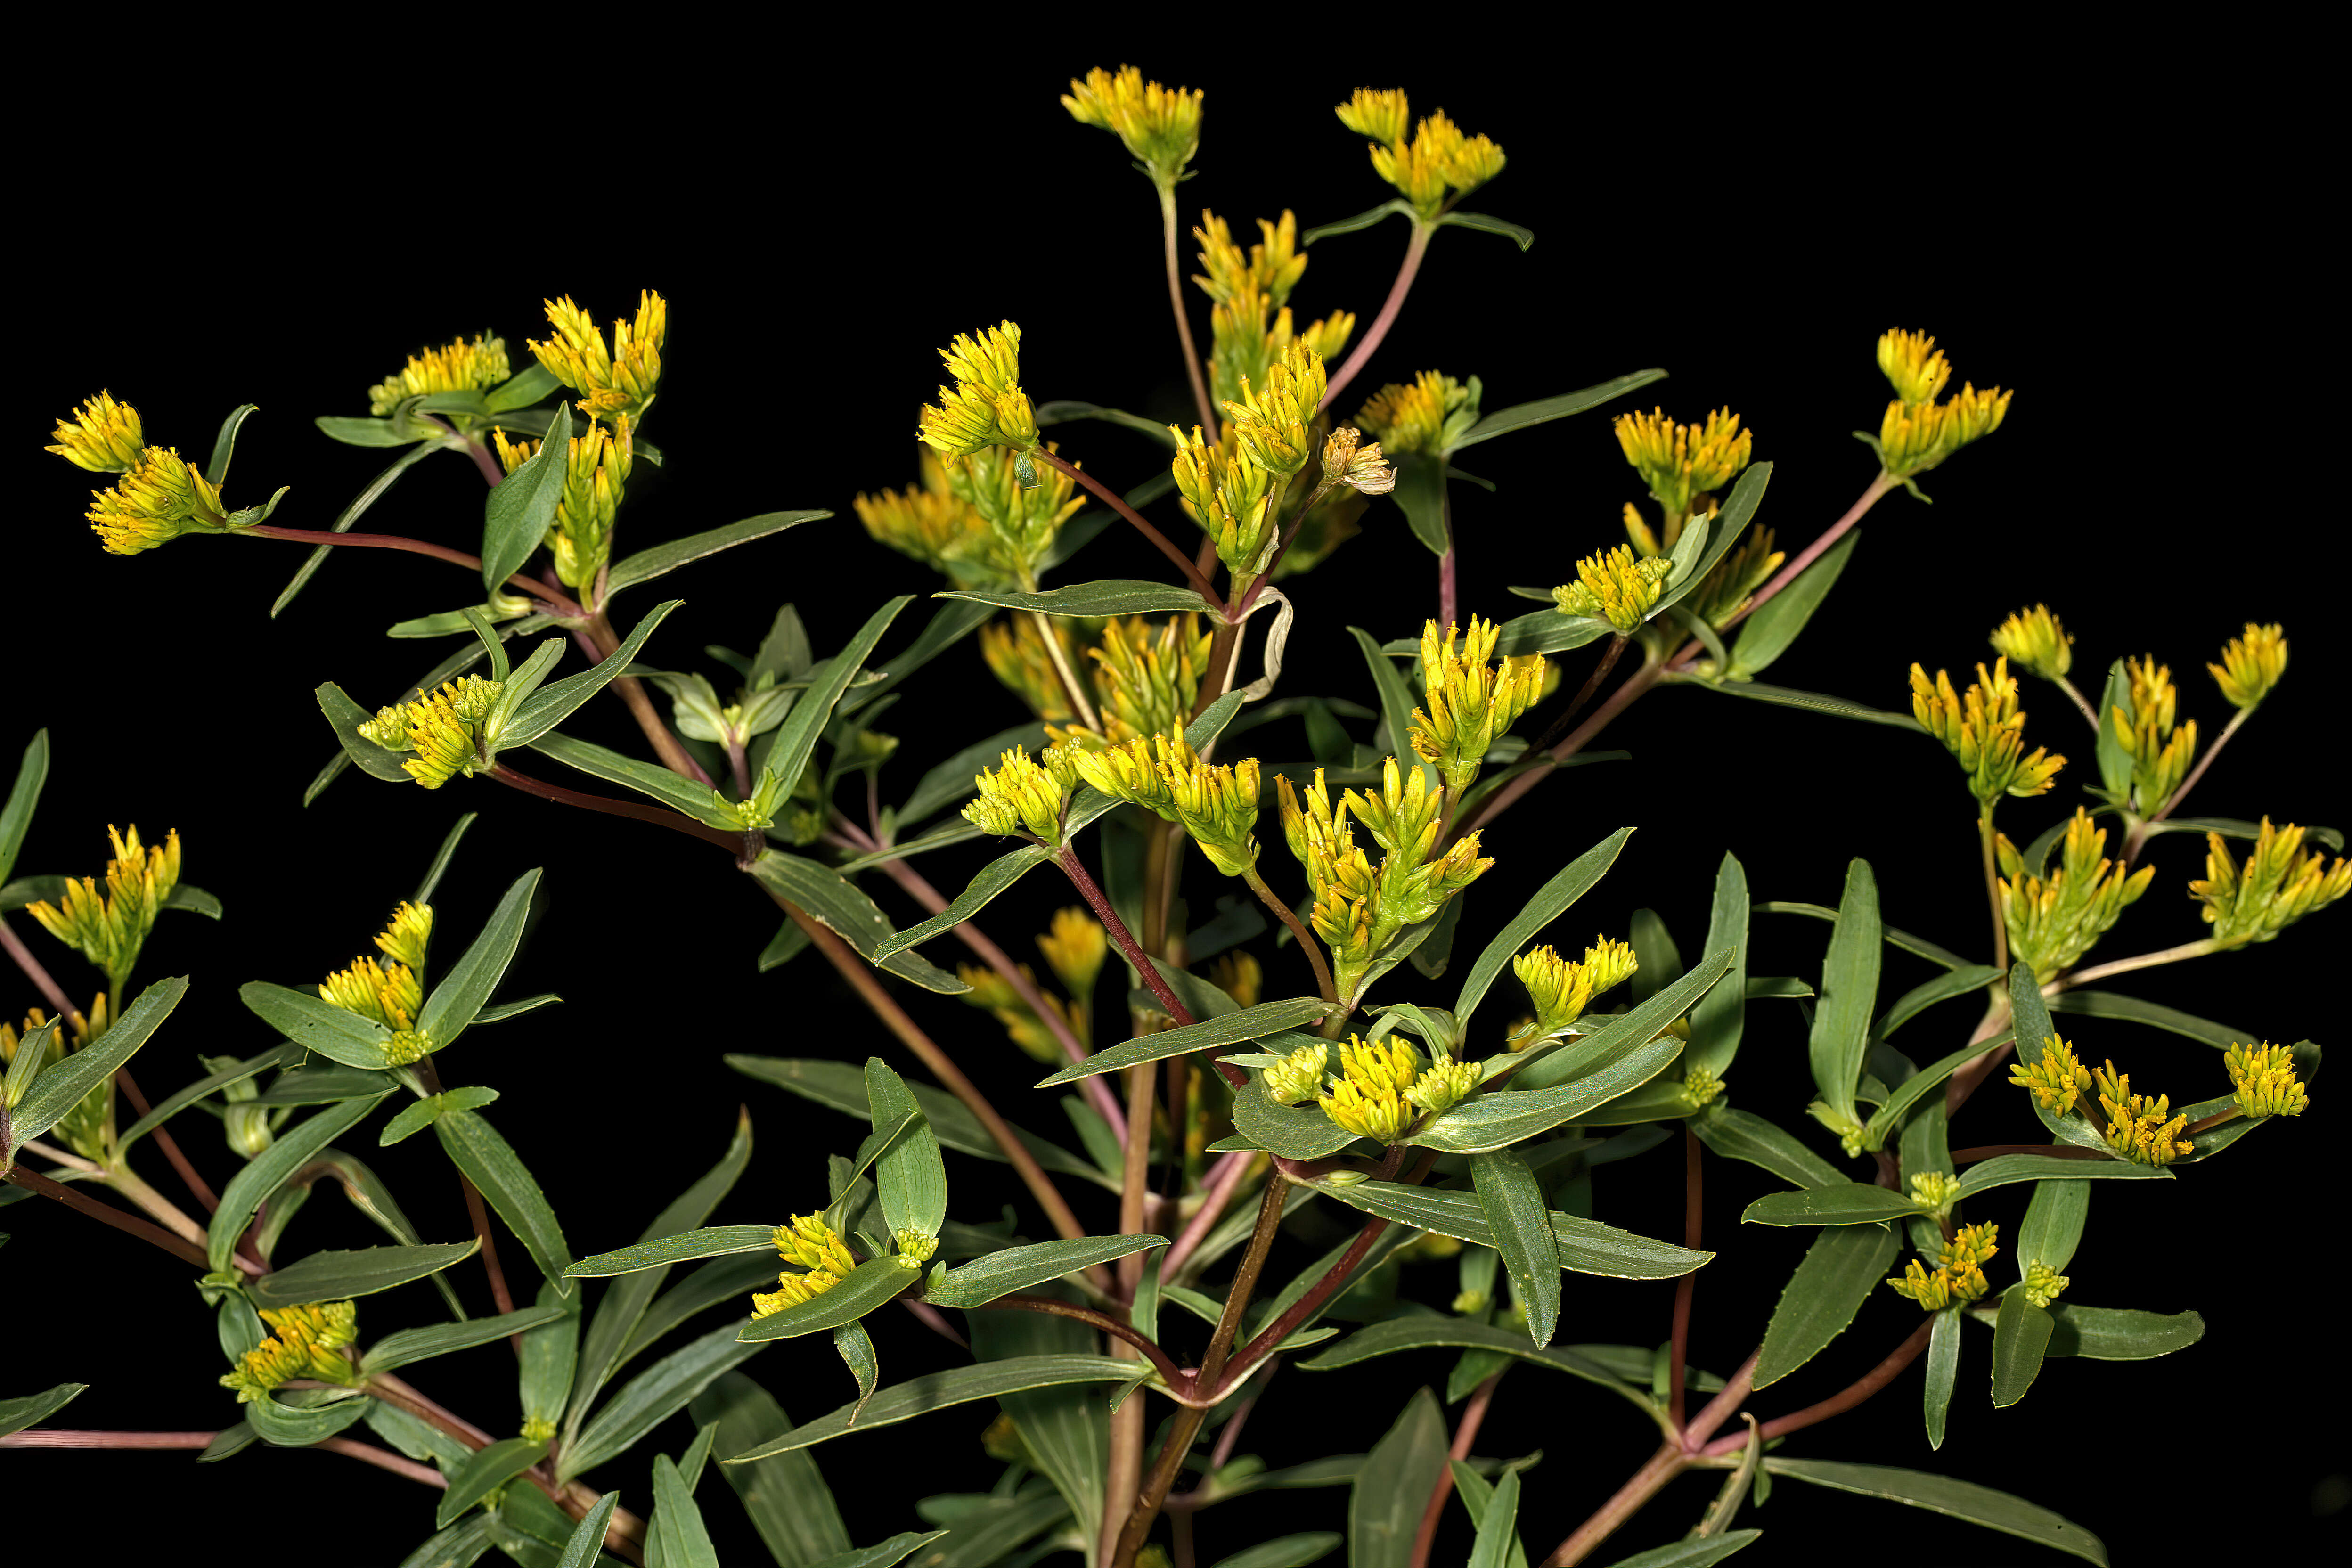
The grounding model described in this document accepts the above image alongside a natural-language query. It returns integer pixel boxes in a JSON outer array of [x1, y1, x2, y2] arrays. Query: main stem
[[243, 524, 584, 618], [1159, 181, 1219, 434], [1978, 812, 2010, 976], [1055, 847, 1195, 1029], [1320, 223, 1433, 415]]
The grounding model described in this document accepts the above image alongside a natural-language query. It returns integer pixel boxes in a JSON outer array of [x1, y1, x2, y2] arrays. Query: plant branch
[[488, 765, 743, 855], [1158, 181, 1220, 435], [1164, 1150, 1258, 1280], [242, 524, 584, 618], [1700, 1318, 1935, 1456], [981, 1295, 1186, 1389], [1979, 812, 2010, 976], [1054, 846, 1198, 1031], [1528, 635, 1628, 755], [1659, 469, 1900, 676], [1409, 1370, 1502, 1568], [1668, 1128, 1702, 1429], [2058, 938, 2221, 989], [1461, 653, 1662, 837], [3, 1166, 211, 1268], [2127, 706, 2251, 862], [1241, 867, 1337, 1009], [414, 1054, 519, 1335], [1030, 449, 1220, 603], [2054, 673, 2103, 731], [582, 609, 714, 787], [1319, 222, 1433, 414], [1223, 1150, 1432, 1382]]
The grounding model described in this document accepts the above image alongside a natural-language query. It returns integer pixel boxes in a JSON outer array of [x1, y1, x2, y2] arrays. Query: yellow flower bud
[[2225, 1041, 2308, 1119], [1062, 65, 1203, 180], [2001, 810, 2154, 982], [1876, 329, 1952, 406], [1989, 604, 2074, 682], [2091, 1060, 2193, 1167], [1318, 1035, 1423, 1144], [83, 445, 229, 554], [368, 334, 510, 416], [1510, 936, 1636, 1044], [220, 1301, 363, 1402], [1408, 1056, 1480, 1117], [1411, 618, 1547, 790], [48, 390, 146, 473], [1908, 659, 2065, 805], [1356, 370, 1478, 457], [1263, 1042, 1330, 1106], [2189, 819, 2351, 947], [2021, 1262, 2070, 1308], [962, 747, 1072, 843], [1334, 88, 1411, 148], [529, 292, 664, 420], [1886, 1224, 1998, 1311], [2108, 655, 2197, 812], [357, 677, 503, 789], [1553, 545, 1673, 634], [319, 956, 421, 1032], [1221, 344, 1327, 477], [1037, 908, 1107, 997], [24, 826, 181, 988], [1613, 408, 1754, 520], [2208, 622, 2287, 710], [375, 902, 433, 973], [1087, 615, 1212, 744]]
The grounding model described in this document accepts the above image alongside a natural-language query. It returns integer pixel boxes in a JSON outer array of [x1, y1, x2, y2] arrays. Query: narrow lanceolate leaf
[[211, 1094, 390, 1269], [1037, 997, 1340, 1086], [1493, 609, 1613, 658], [528, 731, 743, 828], [1352, 1389, 1449, 1568], [803, 1534, 949, 1568], [1761, 1458, 2108, 1565], [1729, 528, 1859, 678], [1308, 1181, 1709, 1279], [1808, 860, 1881, 1126], [8, 977, 188, 1158], [866, 843, 1057, 964], [379, 1086, 501, 1146], [1506, 945, 1737, 1094], [416, 868, 541, 1053], [864, 1058, 947, 1241], [1742, 1184, 1923, 1227], [1593, 1532, 1762, 1568], [1990, 1290, 2054, 1408], [481, 404, 570, 591], [1225, 1076, 1362, 1160], [502, 601, 685, 747], [762, 596, 916, 799], [688, 1372, 852, 1566], [1455, 828, 1634, 1022], [1690, 1106, 1846, 1191], [1409, 1036, 1685, 1152], [937, 580, 1218, 619], [1684, 854, 1749, 1078], [966, 1310, 1108, 1553], [1977, 1303, 2204, 1361], [1466, 1468, 1522, 1568], [720, 1356, 1139, 1462], [923, 1235, 1169, 1309], [650, 1454, 723, 1568], [435, 1109, 572, 1291], [439, 1436, 548, 1528], [566, 1226, 776, 1279], [1955, 1153, 2168, 1197], [0, 731, 48, 889], [1298, 1320, 1653, 1421], [1682, 678, 1922, 730], [250, 1242, 481, 1308], [238, 980, 395, 1070], [605, 512, 830, 596], [1209, 1534, 1343, 1568], [0, 1382, 86, 1438], [747, 852, 970, 995], [1923, 1308, 1960, 1449], [555, 1492, 620, 1568], [738, 1258, 918, 1344], [2049, 988, 2248, 1049], [362, 1304, 569, 1374], [560, 1321, 768, 1485], [1470, 1149, 1560, 1347], [2016, 1179, 2091, 1277], [1450, 370, 1667, 450], [1752, 1224, 1903, 1389], [1652, 465, 1770, 619]]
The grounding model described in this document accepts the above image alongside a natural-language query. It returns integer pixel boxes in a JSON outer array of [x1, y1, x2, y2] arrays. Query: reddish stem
[[1030, 449, 1220, 603], [1408, 1371, 1502, 1568], [488, 765, 743, 855], [1054, 846, 1198, 1032], [244, 524, 583, 617], [982, 1294, 1186, 1390], [1701, 1320, 1936, 1456], [1320, 222, 1433, 414], [2, 1166, 212, 1268], [1668, 1128, 1702, 1429]]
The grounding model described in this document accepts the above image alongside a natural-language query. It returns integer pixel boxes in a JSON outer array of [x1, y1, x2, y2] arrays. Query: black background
[[8, 41, 2340, 1568]]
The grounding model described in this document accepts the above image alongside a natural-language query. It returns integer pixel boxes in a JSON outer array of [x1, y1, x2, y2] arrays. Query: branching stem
[[1319, 222, 1433, 414], [1031, 449, 1220, 603]]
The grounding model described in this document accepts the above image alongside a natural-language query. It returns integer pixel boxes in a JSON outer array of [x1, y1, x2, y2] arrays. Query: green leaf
[[209, 1093, 388, 1269], [1860, 1025, 2011, 1144], [1651, 465, 1770, 620], [1741, 1184, 1920, 1227], [1593, 1532, 1761, 1568], [2016, 1176, 2090, 1276], [738, 1257, 919, 1344], [0, 1381, 84, 1438], [838, 598, 995, 720], [2092, 659, 2132, 797], [1437, 209, 1535, 248], [1348, 625, 1439, 796], [1038, 997, 1339, 1086], [1504, 944, 1734, 1094], [555, 1492, 620, 1568], [727, 1056, 1115, 1191], [1757, 902, 1966, 969], [1492, 609, 1613, 658], [2047, 988, 2247, 1049], [527, 730, 740, 829], [938, 580, 1217, 619], [435, 1108, 573, 1291], [689, 1372, 852, 1567], [1466, 1467, 1522, 1568], [1411, 1036, 1686, 1152], [1728, 529, 1859, 678], [481, 404, 569, 591], [246, 1388, 373, 1449], [362, 1304, 569, 1374], [1955, 1152, 2167, 1196], [568, 1226, 776, 1278], [1309, 1181, 1708, 1279], [924, 1234, 1168, 1308], [1455, 828, 1634, 1022], [762, 596, 916, 798], [1923, 1307, 1960, 1448], [1300, 198, 1415, 245], [8, 976, 187, 1159], [649, 1454, 722, 1568], [237, 980, 395, 1070], [251, 1241, 481, 1308], [1351, 1388, 1448, 1568], [439, 1436, 549, 1528], [1808, 860, 1880, 1126], [1978, 1302, 2204, 1361], [1388, 450, 1452, 555], [197, 1422, 259, 1464], [1470, 1149, 1560, 1347], [380, 1086, 501, 1146], [746, 852, 971, 995], [0, 731, 48, 889], [833, 1320, 879, 1428], [1210, 1534, 1342, 1568], [898, 722, 1050, 826], [502, 601, 685, 747], [1689, 1106, 1846, 1190], [967, 1308, 1108, 1556], [1032, 400, 1184, 445], [1450, 370, 1666, 451], [1225, 1074, 1363, 1160], [203, 402, 261, 485], [1989, 1289, 2053, 1408], [1679, 677, 1923, 730], [866, 844, 1057, 965], [1298, 1319, 1655, 1424], [398, 1513, 498, 1568], [1760, 1458, 2107, 1565], [720, 1356, 1138, 1462], [410, 878, 546, 1043], [2143, 815, 2343, 852], [315, 414, 423, 448], [863, 1058, 947, 1241], [606, 513, 829, 596], [561, 1320, 768, 1485], [1684, 854, 1749, 1078], [805, 1532, 948, 1568], [1751, 1224, 1903, 1389]]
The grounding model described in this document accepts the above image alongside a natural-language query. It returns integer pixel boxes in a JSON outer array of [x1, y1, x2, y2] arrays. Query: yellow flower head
[[368, 334, 511, 416], [1408, 1056, 1480, 1117], [1886, 1223, 1999, 1311], [493, 415, 635, 591], [25, 825, 182, 987], [1263, 1041, 1331, 1106], [963, 746, 1074, 842], [1168, 423, 1279, 579], [2190, 819, 2352, 947], [2092, 1061, 2193, 1166], [1321, 426, 1398, 497], [2107, 655, 2197, 812], [1074, 729, 1259, 876], [2021, 1261, 2071, 1308], [1999, 811, 2155, 983], [919, 321, 1037, 457], [1062, 65, 1203, 180], [752, 1212, 856, 1319], [2225, 1041, 2309, 1119], [1511, 936, 1638, 1044], [1318, 1035, 1423, 1144], [1876, 384, 2014, 479], [1877, 329, 1952, 406], [1356, 370, 1478, 457], [1194, 210, 1306, 311], [1908, 1171, 1962, 1213], [2008, 1034, 2093, 1114], [319, 955, 421, 1031], [1614, 407, 1754, 520], [979, 615, 1080, 724], [376, 902, 434, 973], [751, 1268, 841, 1318], [1411, 618, 1547, 790], [220, 1301, 362, 1402], [83, 445, 228, 555], [528, 292, 665, 419], [1037, 908, 1107, 998], [358, 677, 502, 789], [2209, 622, 2287, 710], [1554, 545, 1674, 634], [1085, 615, 1212, 744], [1345, 754, 1445, 864], [1334, 88, 1411, 148], [1909, 659, 2066, 805], [48, 390, 146, 473], [1989, 604, 2074, 682], [1222, 343, 1328, 477]]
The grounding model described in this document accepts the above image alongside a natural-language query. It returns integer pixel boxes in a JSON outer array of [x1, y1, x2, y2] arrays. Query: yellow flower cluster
[[2092, 1060, 2193, 1167], [1072, 730, 1261, 877], [2189, 818, 2351, 947], [1, 998, 109, 1157], [1908, 1172, 1963, 1213], [1615, 407, 1755, 528], [1280, 764, 1491, 1004], [862, 443, 1085, 590], [1225, 344, 1328, 477], [2225, 1042, 2308, 1119], [1067, 616, 1212, 745], [83, 444, 228, 555], [1172, 342, 1335, 583], [358, 677, 503, 789], [978, 616, 1081, 723], [1510, 938, 1638, 1045], [315, 900, 433, 1031], [1337, 89, 1505, 218], [26, 826, 182, 987], [1909, 658, 2066, 805], [1989, 605, 2074, 682], [529, 292, 665, 420], [919, 321, 1038, 459], [220, 1301, 361, 1403], [2008, 1034, 2095, 1115], [1062, 65, 1203, 180], [2208, 622, 2287, 710], [48, 390, 146, 472], [492, 414, 634, 591], [367, 334, 511, 416], [1355, 370, 1478, 458], [962, 745, 1079, 842], [1262, 1041, 1331, 1106], [1887, 1223, 2000, 1311], [1318, 1036, 1429, 1143], [751, 1214, 857, 1319], [1192, 208, 1354, 409], [1681, 526, 1785, 630], [2021, 1261, 2071, 1308], [1998, 810, 2155, 982], [1412, 618, 1547, 788], [2108, 656, 2198, 813], [1554, 545, 1675, 635], [1871, 329, 2012, 479]]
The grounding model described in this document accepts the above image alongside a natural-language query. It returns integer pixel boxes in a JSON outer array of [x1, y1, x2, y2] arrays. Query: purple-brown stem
[[3, 1166, 213, 1269], [1164, 1150, 1257, 1279], [1222, 1149, 1431, 1384], [1054, 846, 1197, 1031], [1701, 1320, 1935, 1456], [1319, 222, 1433, 415], [1407, 1371, 1503, 1568], [1241, 868, 1338, 1010], [983, 1294, 1185, 1389], [489, 765, 743, 855], [1668, 1128, 1702, 1429], [1031, 449, 1220, 604], [1527, 636, 1629, 757], [244, 524, 584, 618]]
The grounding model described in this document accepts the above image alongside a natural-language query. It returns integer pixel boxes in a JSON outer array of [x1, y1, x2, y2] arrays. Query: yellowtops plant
[[1062, 65, 1204, 184], [368, 334, 511, 416], [529, 291, 666, 419]]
